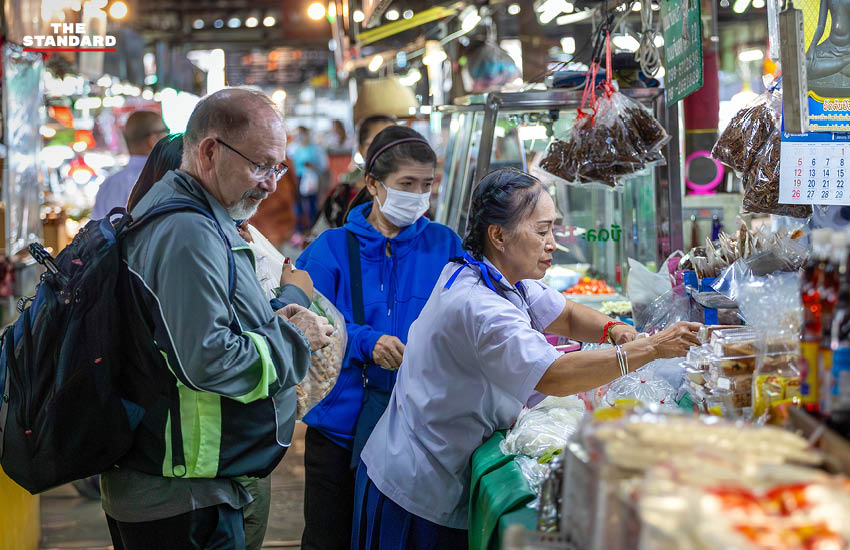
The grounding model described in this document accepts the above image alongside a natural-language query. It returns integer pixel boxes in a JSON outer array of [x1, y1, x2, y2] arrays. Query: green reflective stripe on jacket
[[231, 331, 278, 404], [162, 385, 223, 478]]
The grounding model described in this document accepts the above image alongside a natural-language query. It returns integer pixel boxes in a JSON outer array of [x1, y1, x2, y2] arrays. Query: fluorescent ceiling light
[[508, 4, 521, 15], [385, 9, 400, 20], [561, 36, 576, 54], [556, 10, 593, 25], [353, 10, 365, 23], [368, 55, 384, 72], [245, 17, 258, 28], [732, 0, 751, 13], [538, 0, 574, 24]]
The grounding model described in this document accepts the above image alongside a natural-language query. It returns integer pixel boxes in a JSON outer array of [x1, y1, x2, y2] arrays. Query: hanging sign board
[[659, 0, 704, 106], [796, 0, 850, 130], [779, 127, 850, 205]]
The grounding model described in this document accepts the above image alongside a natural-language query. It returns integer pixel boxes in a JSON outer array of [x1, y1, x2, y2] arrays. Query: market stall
[[433, 87, 681, 312]]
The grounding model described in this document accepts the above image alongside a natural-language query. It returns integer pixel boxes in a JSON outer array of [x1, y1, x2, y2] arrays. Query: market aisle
[[39, 423, 308, 549]]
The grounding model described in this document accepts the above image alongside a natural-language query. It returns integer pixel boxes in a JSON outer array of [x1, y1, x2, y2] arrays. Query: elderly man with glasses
[[100, 88, 333, 550]]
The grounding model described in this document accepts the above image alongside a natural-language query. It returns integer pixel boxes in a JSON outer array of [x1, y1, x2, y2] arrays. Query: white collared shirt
[[361, 257, 566, 529]]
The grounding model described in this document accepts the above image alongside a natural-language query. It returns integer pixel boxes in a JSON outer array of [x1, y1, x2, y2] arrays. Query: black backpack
[[0, 199, 236, 494]]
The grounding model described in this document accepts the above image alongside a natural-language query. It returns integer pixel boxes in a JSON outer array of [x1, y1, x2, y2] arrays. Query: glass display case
[[432, 89, 682, 300]]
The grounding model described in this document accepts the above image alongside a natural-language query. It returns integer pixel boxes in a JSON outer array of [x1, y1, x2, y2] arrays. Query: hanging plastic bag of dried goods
[[538, 61, 600, 185], [463, 41, 522, 93], [578, 81, 646, 186], [711, 83, 778, 174], [613, 89, 670, 161], [245, 224, 347, 419], [739, 86, 812, 219]]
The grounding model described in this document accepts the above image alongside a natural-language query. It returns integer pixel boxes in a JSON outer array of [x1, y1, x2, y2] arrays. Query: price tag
[[779, 130, 850, 206]]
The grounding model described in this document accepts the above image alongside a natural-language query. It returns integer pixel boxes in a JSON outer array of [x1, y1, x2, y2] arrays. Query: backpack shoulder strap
[[125, 198, 237, 304], [345, 230, 364, 325]]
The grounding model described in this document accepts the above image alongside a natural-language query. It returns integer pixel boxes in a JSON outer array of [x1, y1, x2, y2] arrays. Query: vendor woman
[[353, 168, 701, 549]]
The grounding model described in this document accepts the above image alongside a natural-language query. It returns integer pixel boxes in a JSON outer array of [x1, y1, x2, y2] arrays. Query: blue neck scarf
[[444, 253, 503, 293]]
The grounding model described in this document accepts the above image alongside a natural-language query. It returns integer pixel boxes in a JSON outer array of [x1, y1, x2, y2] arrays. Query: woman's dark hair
[[357, 114, 396, 148], [463, 168, 544, 259], [126, 133, 184, 212], [345, 125, 436, 221]]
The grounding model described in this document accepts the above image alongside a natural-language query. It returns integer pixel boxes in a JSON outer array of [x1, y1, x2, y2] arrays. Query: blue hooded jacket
[[296, 202, 463, 448]]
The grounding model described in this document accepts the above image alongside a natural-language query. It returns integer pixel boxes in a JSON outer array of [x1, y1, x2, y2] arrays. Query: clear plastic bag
[[628, 257, 673, 330], [636, 284, 691, 333], [539, 114, 592, 185], [244, 224, 347, 420], [501, 396, 586, 458], [514, 455, 550, 507], [538, 77, 668, 187], [734, 271, 804, 421], [712, 92, 774, 174], [742, 129, 812, 219], [297, 290, 348, 419], [537, 452, 565, 532], [463, 41, 522, 93]]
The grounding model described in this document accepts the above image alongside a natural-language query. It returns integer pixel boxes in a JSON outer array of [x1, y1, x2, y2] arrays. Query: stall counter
[[469, 431, 537, 550]]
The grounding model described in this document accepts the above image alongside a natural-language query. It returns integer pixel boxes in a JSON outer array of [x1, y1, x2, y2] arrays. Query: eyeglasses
[[215, 138, 289, 182]]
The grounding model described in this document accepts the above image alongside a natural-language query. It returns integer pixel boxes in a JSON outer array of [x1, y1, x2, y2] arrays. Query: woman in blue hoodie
[[296, 126, 463, 549]]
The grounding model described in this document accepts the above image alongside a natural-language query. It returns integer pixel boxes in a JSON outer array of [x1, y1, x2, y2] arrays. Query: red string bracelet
[[600, 321, 626, 344]]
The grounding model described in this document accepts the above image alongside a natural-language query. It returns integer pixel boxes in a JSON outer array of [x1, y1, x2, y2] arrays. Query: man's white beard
[[227, 198, 261, 220]]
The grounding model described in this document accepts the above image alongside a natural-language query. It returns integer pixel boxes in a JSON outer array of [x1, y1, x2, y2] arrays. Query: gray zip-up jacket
[[102, 169, 312, 522]]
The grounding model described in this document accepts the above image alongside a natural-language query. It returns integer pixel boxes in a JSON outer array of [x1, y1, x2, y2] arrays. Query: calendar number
[[838, 191, 845, 199], [842, 158, 845, 167], [827, 158, 831, 166], [810, 169, 817, 177], [839, 180, 845, 188], [824, 180, 830, 188], [813, 158, 817, 166], [808, 190, 816, 199], [792, 190, 801, 198], [823, 190, 830, 199], [840, 169, 845, 178], [809, 180, 816, 188], [824, 169, 831, 177], [794, 168, 802, 177]]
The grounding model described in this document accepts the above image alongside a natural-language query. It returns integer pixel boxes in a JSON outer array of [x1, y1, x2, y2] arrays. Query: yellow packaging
[[800, 341, 820, 405]]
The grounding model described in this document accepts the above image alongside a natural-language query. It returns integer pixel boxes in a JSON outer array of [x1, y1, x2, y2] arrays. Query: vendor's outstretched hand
[[645, 321, 702, 359]]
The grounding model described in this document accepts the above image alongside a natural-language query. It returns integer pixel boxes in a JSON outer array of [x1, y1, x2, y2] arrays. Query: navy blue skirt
[[351, 461, 468, 550]]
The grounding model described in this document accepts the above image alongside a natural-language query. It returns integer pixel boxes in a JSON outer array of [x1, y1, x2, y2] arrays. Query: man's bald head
[[124, 110, 168, 156], [183, 88, 283, 155], [178, 87, 287, 219]]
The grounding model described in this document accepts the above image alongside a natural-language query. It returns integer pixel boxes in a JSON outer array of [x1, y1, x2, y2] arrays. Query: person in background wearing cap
[[294, 126, 463, 550], [92, 110, 169, 219]]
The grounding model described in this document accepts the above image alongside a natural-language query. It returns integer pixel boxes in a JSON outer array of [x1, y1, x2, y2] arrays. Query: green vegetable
[[537, 447, 562, 464]]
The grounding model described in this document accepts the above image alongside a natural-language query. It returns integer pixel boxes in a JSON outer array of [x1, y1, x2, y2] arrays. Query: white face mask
[[376, 182, 430, 227]]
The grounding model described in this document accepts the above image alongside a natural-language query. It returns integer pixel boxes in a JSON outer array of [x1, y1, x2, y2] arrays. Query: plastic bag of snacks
[[245, 224, 347, 419], [735, 271, 803, 421], [743, 125, 812, 218], [538, 35, 669, 187], [711, 91, 775, 174], [296, 291, 347, 419]]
